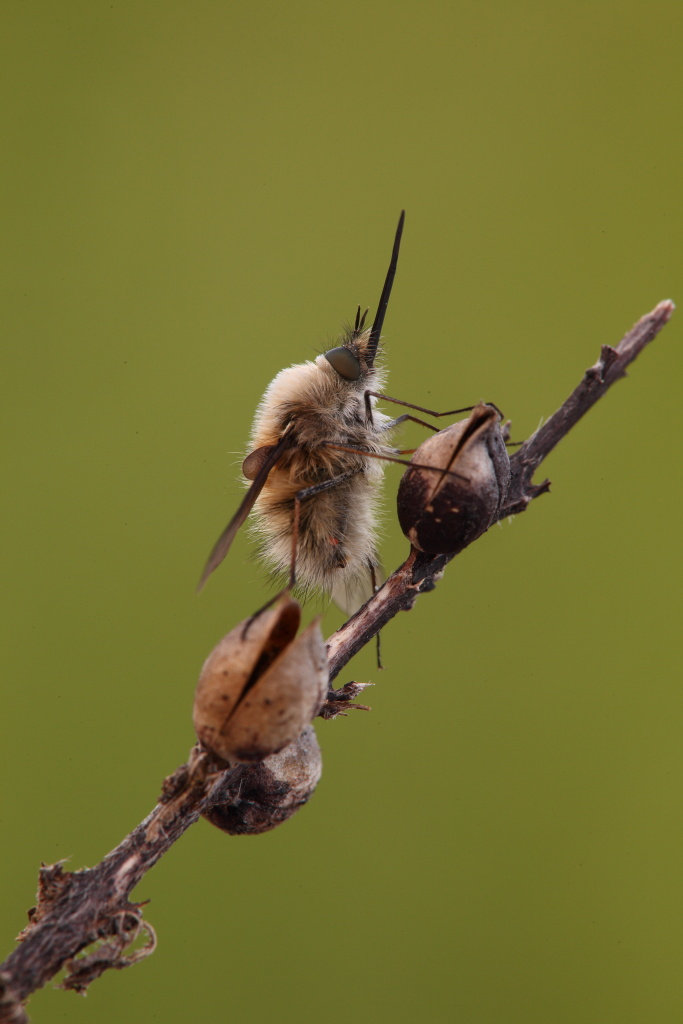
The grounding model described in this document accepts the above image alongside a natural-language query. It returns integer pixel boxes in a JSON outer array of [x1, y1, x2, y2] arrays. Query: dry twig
[[0, 300, 674, 1021]]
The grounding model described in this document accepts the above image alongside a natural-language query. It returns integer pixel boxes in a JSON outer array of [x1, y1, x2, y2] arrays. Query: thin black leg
[[369, 562, 383, 670], [365, 389, 474, 426]]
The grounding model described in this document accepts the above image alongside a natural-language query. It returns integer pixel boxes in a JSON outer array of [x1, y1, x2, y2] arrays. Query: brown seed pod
[[193, 597, 328, 763], [203, 724, 323, 835], [397, 402, 511, 554]]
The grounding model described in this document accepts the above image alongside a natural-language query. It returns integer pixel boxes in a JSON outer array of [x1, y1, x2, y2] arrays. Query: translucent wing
[[197, 435, 291, 591]]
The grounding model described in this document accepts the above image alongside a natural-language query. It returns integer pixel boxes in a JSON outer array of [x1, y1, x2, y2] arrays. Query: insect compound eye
[[324, 347, 361, 381]]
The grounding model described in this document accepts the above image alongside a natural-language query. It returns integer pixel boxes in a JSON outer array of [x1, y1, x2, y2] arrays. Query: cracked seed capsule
[[203, 724, 323, 835], [397, 402, 510, 554], [193, 597, 328, 763]]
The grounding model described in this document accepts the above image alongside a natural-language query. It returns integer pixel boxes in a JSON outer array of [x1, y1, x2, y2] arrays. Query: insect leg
[[288, 469, 361, 589], [369, 561, 383, 671], [379, 400, 516, 448], [320, 442, 468, 481], [244, 468, 371, 636], [379, 413, 441, 433], [364, 389, 476, 427]]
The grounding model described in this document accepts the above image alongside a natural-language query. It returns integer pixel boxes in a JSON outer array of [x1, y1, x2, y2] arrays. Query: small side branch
[[500, 299, 675, 516]]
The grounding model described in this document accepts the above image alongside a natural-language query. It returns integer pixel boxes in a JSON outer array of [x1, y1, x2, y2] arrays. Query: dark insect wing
[[197, 434, 292, 591]]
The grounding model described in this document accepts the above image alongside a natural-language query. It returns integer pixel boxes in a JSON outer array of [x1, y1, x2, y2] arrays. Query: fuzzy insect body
[[247, 330, 394, 612], [199, 212, 406, 614]]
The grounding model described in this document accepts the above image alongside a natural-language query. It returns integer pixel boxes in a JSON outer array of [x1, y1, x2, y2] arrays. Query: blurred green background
[[2, 1, 682, 1021]]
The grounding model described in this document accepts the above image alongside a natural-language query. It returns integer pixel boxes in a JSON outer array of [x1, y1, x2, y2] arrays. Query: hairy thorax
[[246, 353, 394, 597]]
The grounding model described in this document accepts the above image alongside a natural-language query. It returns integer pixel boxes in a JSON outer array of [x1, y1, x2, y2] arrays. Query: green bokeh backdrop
[[2, 2, 682, 1022]]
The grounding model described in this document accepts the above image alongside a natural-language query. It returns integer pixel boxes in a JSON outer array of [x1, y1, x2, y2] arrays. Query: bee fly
[[198, 211, 468, 615]]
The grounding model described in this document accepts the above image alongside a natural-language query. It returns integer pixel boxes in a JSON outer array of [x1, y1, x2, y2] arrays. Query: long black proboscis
[[366, 210, 405, 366]]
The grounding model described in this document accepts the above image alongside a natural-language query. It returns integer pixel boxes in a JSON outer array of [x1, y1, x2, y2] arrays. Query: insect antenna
[[354, 305, 369, 335]]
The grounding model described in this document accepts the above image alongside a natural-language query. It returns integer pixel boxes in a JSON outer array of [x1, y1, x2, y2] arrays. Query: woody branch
[[0, 299, 674, 1022]]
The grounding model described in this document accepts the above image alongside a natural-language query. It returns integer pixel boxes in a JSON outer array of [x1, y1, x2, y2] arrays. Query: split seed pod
[[397, 402, 511, 555], [193, 597, 328, 763], [203, 724, 323, 835]]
